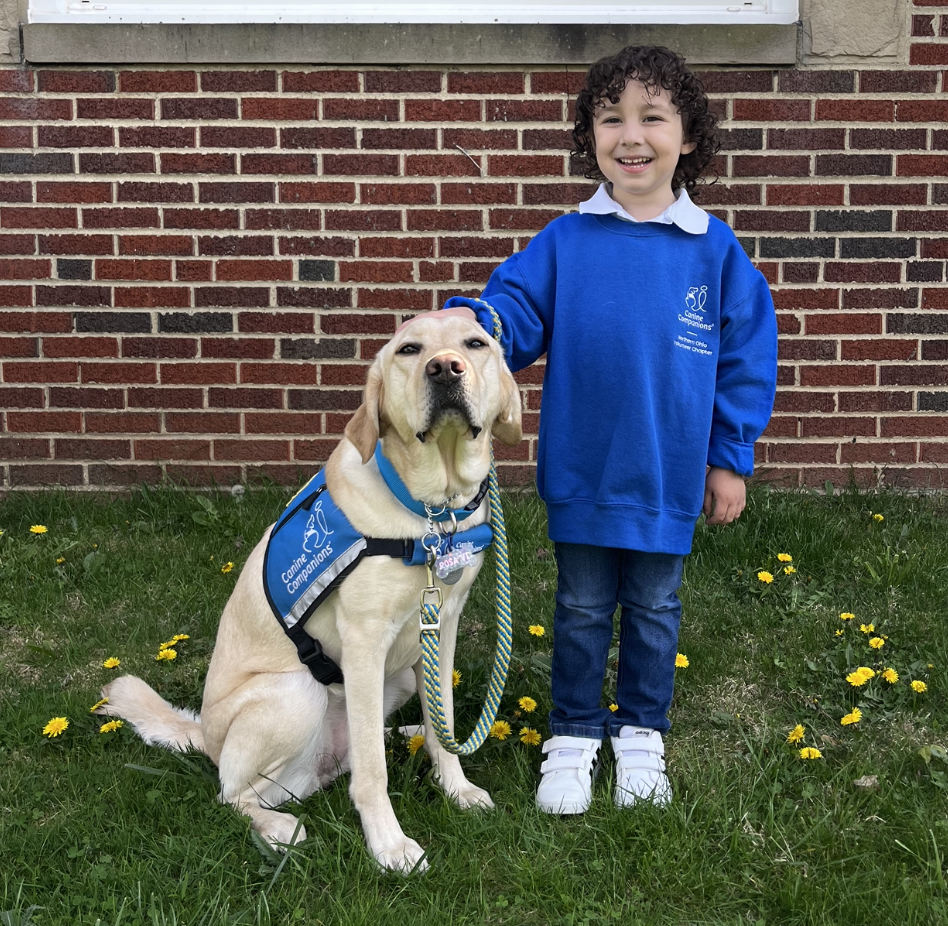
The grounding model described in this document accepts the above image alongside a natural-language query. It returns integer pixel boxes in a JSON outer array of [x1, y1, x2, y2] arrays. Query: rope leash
[[419, 302, 512, 755]]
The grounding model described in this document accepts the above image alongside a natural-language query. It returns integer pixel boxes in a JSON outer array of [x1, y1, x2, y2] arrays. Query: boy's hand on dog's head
[[702, 467, 746, 525]]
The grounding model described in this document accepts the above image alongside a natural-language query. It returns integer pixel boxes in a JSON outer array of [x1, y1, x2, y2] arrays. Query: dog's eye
[[396, 343, 421, 355], [465, 338, 488, 349]]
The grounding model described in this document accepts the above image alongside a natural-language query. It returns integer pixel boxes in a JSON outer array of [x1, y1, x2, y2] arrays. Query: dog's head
[[345, 313, 522, 464]]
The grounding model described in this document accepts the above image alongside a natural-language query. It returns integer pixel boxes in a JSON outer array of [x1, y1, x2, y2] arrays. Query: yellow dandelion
[[846, 667, 875, 687], [786, 724, 805, 744], [840, 708, 862, 726], [777, 553, 793, 562], [911, 680, 928, 693], [860, 623, 875, 634], [172, 634, 190, 642], [873, 513, 884, 522], [784, 566, 796, 575], [452, 669, 461, 688], [159, 639, 176, 651], [407, 734, 425, 756], [869, 637, 884, 649], [799, 747, 822, 760], [675, 653, 690, 668], [42, 717, 69, 738], [89, 697, 109, 713], [839, 612, 855, 621], [99, 720, 123, 734], [221, 562, 234, 574], [519, 727, 542, 747], [30, 525, 48, 535], [882, 668, 899, 684], [102, 657, 121, 669], [518, 696, 537, 713], [608, 703, 618, 712], [528, 625, 545, 637], [835, 629, 845, 637], [56, 557, 65, 564], [757, 571, 774, 584], [489, 720, 512, 741], [156, 648, 177, 661]]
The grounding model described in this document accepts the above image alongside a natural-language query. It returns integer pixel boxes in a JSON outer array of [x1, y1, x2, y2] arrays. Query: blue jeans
[[548, 542, 685, 738]]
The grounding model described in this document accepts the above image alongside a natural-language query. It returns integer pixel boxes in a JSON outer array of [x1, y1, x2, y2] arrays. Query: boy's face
[[592, 79, 696, 220]]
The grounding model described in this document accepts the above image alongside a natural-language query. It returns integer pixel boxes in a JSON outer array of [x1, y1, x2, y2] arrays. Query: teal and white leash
[[419, 301, 513, 756]]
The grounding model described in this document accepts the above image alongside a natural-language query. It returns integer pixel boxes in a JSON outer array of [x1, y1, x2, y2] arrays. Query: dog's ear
[[491, 365, 522, 446], [345, 362, 384, 464]]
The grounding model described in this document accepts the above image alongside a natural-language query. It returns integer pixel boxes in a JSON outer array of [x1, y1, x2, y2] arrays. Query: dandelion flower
[[102, 657, 121, 669], [56, 557, 65, 565], [840, 708, 862, 726], [156, 648, 177, 661], [911, 680, 928, 693], [784, 566, 796, 575], [835, 630, 845, 637], [777, 553, 793, 563], [172, 634, 190, 643], [882, 668, 899, 684], [489, 720, 512, 741], [869, 637, 885, 649], [757, 571, 774, 584], [159, 639, 176, 651], [786, 724, 805, 744], [518, 696, 537, 713], [675, 653, 690, 668], [452, 669, 461, 688], [221, 562, 234, 574], [860, 623, 875, 634], [520, 727, 542, 747], [839, 612, 855, 621], [89, 697, 109, 713], [99, 720, 123, 734], [42, 717, 69, 738], [407, 734, 425, 756], [846, 667, 875, 687], [873, 513, 884, 522], [30, 525, 48, 535], [528, 625, 545, 637], [608, 703, 618, 712], [799, 747, 822, 760]]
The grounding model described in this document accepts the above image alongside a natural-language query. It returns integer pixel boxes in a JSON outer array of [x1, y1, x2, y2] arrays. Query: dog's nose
[[425, 353, 466, 384]]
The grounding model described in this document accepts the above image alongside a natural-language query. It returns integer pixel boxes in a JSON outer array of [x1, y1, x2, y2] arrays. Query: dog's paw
[[450, 783, 495, 811], [373, 837, 429, 874], [256, 811, 307, 850]]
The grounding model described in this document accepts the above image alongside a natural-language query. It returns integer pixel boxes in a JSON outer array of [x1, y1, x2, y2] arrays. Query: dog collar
[[373, 442, 489, 522]]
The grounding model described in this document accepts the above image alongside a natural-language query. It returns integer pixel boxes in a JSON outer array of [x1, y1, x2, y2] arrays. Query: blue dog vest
[[263, 449, 492, 685]]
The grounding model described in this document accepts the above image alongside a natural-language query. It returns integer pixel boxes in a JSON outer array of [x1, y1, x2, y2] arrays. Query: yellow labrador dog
[[98, 311, 521, 873]]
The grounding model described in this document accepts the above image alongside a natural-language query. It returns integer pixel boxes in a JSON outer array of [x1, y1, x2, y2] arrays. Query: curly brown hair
[[571, 45, 719, 198]]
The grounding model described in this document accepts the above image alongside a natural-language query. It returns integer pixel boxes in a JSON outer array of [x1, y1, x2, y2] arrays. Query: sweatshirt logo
[[675, 284, 714, 357]]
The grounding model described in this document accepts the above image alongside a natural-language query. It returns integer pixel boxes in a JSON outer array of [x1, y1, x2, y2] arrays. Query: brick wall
[[3, 15, 948, 491]]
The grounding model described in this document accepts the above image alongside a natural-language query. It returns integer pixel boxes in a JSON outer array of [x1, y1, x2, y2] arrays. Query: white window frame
[[28, 0, 798, 26]]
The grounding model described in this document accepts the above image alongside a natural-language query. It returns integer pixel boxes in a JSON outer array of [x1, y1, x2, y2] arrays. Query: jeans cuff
[[548, 722, 607, 739]]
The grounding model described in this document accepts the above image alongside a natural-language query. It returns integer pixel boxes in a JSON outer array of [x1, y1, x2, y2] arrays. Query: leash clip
[[420, 555, 443, 637]]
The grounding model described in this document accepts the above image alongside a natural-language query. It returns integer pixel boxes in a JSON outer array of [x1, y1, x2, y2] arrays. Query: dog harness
[[262, 443, 492, 686]]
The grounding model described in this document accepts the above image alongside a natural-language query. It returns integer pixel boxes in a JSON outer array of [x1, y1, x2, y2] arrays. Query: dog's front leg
[[414, 603, 494, 811], [339, 626, 428, 874]]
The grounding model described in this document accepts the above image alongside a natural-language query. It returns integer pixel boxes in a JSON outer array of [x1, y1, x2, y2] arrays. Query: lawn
[[1, 478, 947, 925]]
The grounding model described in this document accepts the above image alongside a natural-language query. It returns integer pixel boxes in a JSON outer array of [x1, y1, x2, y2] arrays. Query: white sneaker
[[536, 735, 602, 815], [611, 726, 672, 807]]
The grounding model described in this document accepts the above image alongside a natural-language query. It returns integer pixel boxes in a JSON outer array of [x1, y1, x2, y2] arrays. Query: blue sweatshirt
[[445, 212, 777, 555]]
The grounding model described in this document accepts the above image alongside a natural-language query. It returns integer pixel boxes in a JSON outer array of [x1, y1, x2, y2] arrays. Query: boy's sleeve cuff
[[708, 437, 756, 478]]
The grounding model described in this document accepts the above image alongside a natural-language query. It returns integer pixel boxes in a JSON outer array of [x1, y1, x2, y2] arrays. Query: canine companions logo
[[675, 284, 714, 357], [282, 500, 334, 596]]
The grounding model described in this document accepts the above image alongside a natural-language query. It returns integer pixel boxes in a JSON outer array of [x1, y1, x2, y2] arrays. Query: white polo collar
[[578, 183, 709, 235]]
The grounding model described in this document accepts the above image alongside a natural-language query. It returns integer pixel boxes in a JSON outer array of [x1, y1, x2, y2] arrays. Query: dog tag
[[435, 541, 477, 585]]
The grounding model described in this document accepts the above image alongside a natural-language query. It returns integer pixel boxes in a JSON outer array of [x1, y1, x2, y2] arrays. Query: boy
[[443, 45, 777, 813]]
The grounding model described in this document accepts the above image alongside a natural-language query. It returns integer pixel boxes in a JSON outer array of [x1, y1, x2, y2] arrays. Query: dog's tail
[[97, 675, 205, 754]]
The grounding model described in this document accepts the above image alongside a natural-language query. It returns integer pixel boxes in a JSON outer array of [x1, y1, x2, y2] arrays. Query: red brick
[[841, 338, 918, 360], [278, 236, 353, 257], [207, 387, 282, 409], [280, 182, 355, 204], [909, 43, 948, 66], [213, 439, 290, 461], [120, 234, 193, 257], [800, 365, 876, 387], [733, 211, 810, 232], [0, 258, 51, 279], [444, 182, 518, 205], [161, 153, 235, 175], [850, 128, 927, 150], [128, 387, 202, 409], [202, 126, 277, 149], [362, 128, 437, 150], [0, 310, 72, 332], [443, 128, 517, 150], [216, 259, 293, 281], [338, 261, 412, 284], [364, 70, 441, 93], [448, 72, 524, 94], [200, 182, 275, 204], [48, 386, 124, 410], [405, 154, 481, 178], [766, 442, 838, 464], [923, 288, 948, 308], [95, 259, 172, 281], [522, 128, 573, 151], [202, 337, 274, 359], [114, 286, 190, 308], [768, 128, 845, 150], [0, 336, 37, 358], [195, 287, 268, 308], [239, 312, 315, 334], [163, 208, 240, 230], [39, 235, 115, 257], [242, 98, 319, 121], [898, 212, 948, 232], [0, 437, 50, 458], [404, 99, 481, 122], [0, 235, 36, 255], [882, 415, 948, 437], [859, 70, 938, 93], [321, 312, 396, 335], [732, 99, 810, 121], [2, 207, 77, 229], [360, 237, 434, 259], [281, 127, 355, 150], [201, 70, 276, 92], [841, 442, 917, 464], [198, 235, 273, 257], [282, 70, 359, 93], [356, 183, 433, 206], [801, 416, 876, 438], [772, 391, 835, 413], [824, 262, 902, 284], [160, 98, 238, 120], [922, 239, 948, 259], [7, 411, 82, 433], [134, 438, 211, 460], [805, 314, 882, 335], [897, 155, 948, 176], [897, 99, 948, 122], [732, 156, 811, 178], [120, 127, 195, 148], [0, 71, 34, 92], [37, 181, 111, 204], [86, 411, 160, 433], [246, 209, 321, 231], [80, 361, 157, 385], [488, 154, 563, 177], [239, 363, 318, 385], [407, 210, 482, 232], [850, 184, 928, 206], [77, 98, 154, 120], [80, 153, 155, 174], [38, 126, 114, 148], [0, 126, 33, 148], [162, 363, 237, 385], [322, 99, 399, 122], [4, 360, 78, 383], [0, 99, 71, 120], [842, 288, 917, 309], [119, 70, 197, 92], [489, 208, 562, 231], [839, 391, 912, 413], [766, 184, 844, 206], [176, 260, 213, 282], [83, 207, 160, 229], [325, 210, 400, 232], [459, 262, 494, 283], [124, 336, 198, 359], [242, 154, 316, 175], [816, 100, 894, 122], [486, 100, 563, 122]]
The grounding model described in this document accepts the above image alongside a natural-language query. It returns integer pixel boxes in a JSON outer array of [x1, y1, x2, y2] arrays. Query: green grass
[[2, 481, 948, 925]]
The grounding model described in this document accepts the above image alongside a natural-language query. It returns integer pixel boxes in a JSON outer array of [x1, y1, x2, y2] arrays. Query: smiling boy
[[444, 46, 777, 813]]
